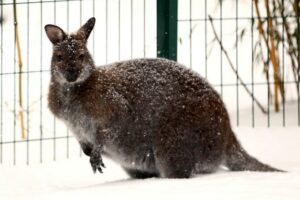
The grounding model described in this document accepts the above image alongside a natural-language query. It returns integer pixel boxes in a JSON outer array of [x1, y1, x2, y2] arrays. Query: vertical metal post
[[157, 0, 178, 61], [297, 0, 300, 126], [0, 0, 3, 164]]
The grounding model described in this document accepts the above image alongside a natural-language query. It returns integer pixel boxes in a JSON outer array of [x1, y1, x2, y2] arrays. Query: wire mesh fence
[[0, 0, 156, 165], [177, 0, 299, 127], [0, 0, 299, 165]]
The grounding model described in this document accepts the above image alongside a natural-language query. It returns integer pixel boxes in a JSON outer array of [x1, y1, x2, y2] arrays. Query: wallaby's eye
[[79, 54, 85, 61], [56, 54, 63, 62]]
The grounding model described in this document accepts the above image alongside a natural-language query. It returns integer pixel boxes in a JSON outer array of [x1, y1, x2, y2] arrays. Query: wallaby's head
[[45, 17, 96, 84]]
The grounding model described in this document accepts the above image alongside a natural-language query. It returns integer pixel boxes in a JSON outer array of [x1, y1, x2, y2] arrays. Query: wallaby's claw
[[90, 147, 105, 174]]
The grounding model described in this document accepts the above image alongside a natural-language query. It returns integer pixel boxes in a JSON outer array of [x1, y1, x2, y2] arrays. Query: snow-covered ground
[[1, 126, 300, 200]]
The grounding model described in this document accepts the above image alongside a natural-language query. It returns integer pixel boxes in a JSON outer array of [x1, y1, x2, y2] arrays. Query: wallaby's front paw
[[90, 146, 105, 173], [90, 156, 105, 173]]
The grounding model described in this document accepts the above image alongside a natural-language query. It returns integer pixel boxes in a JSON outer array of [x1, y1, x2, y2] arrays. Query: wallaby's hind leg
[[123, 167, 159, 179], [154, 126, 195, 178], [155, 147, 194, 178]]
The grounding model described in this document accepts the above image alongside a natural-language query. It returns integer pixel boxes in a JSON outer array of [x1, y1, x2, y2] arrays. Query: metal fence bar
[[143, 0, 146, 57], [267, 15, 271, 127], [66, 0, 70, 159], [2, 135, 73, 145], [130, 0, 133, 58], [13, 1, 17, 165], [0, 70, 50, 75], [118, 0, 121, 60], [220, 0, 223, 98], [79, 0, 83, 157], [189, 0, 192, 68], [251, 0, 254, 127], [157, 0, 177, 61], [178, 15, 299, 21], [40, 0, 43, 163], [282, 0, 285, 127], [2, 0, 80, 6], [105, 0, 108, 63], [297, 1, 300, 126], [53, 0, 57, 161], [204, 0, 207, 79], [26, 0, 30, 165], [236, 0, 239, 126], [92, 0, 95, 56], [0, 0, 3, 164]]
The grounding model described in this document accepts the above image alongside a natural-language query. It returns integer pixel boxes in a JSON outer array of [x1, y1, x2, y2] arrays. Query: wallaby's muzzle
[[65, 67, 79, 82]]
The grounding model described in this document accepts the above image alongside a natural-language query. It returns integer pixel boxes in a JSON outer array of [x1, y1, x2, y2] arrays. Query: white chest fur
[[64, 118, 98, 144], [60, 102, 98, 145], [53, 86, 99, 145]]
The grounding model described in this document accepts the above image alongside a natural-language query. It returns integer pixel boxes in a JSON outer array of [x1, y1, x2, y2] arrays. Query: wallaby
[[45, 17, 283, 178]]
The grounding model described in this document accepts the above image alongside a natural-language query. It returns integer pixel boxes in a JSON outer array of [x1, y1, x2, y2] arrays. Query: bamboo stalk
[[254, 0, 284, 112], [264, 0, 284, 111], [276, 0, 298, 94], [293, 0, 298, 17], [13, 1, 26, 139], [209, 16, 267, 114]]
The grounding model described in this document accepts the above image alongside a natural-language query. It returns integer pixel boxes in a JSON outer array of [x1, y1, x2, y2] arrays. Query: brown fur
[[45, 18, 283, 178]]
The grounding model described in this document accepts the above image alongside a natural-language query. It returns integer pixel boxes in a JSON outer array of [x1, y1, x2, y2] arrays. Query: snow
[[1, 127, 300, 200]]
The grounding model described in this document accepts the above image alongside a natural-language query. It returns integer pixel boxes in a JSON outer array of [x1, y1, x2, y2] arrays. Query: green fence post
[[157, 0, 178, 61]]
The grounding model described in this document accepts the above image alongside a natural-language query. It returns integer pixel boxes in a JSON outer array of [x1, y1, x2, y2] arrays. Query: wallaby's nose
[[65, 67, 79, 82]]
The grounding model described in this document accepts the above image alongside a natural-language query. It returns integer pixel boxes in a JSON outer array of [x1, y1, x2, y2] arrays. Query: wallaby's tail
[[225, 131, 284, 172]]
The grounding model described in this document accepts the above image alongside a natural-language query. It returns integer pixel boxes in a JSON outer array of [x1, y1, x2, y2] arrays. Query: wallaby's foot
[[90, 145, 105, 173], [123, 167, 159, 179], [155, 147, 194, 178]]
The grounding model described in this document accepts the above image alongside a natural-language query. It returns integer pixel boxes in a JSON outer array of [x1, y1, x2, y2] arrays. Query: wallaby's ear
[[44, 25, 66, 45], [76, 17, 96, 42]]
